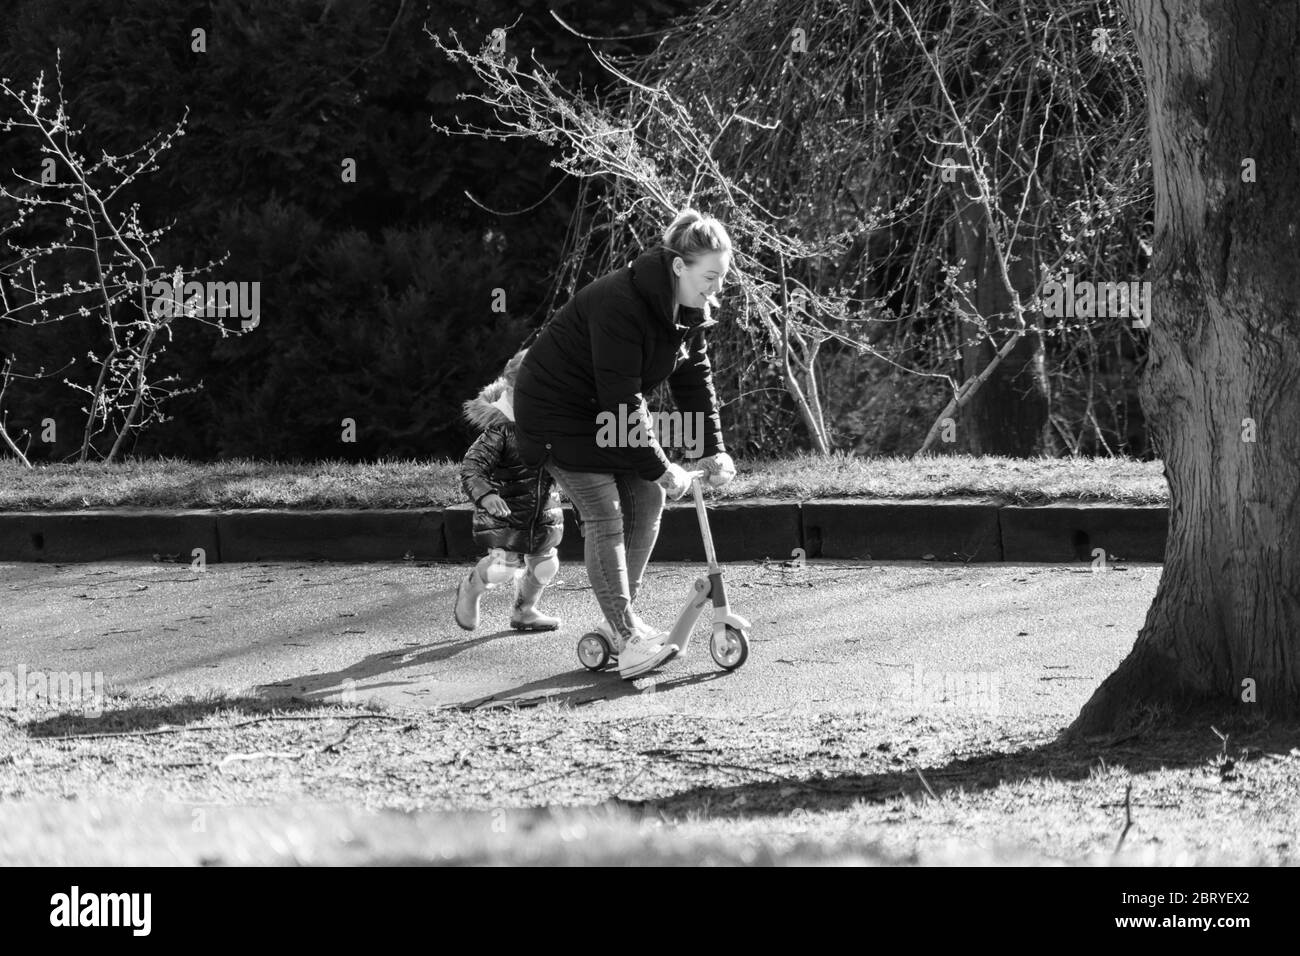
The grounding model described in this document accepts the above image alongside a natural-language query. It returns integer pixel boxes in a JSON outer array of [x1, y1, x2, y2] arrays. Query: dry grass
[[1, 690, 1289, 866], [0, 453, 1168, 511], [734, 452, 1167, 505]]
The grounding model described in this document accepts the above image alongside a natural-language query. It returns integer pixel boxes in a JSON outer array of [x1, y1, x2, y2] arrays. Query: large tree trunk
[[1071, 0, 1300, 735]]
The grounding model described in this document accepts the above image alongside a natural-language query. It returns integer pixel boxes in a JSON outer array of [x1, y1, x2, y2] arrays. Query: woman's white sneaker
[[617, 625, 676, 680]]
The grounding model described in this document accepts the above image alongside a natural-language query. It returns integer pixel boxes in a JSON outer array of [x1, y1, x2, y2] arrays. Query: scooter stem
[[687, 472, 721, 573]]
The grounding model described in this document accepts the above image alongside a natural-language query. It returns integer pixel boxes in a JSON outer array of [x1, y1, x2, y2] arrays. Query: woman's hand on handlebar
[[698, 451, 736, 487], [656, 462, 693, 500]]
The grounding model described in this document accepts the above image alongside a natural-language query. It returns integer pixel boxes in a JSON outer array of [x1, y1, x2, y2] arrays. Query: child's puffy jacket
[[460, 374, 564, 555]]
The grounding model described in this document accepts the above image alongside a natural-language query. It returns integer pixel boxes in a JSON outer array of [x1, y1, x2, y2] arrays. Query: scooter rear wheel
[[710, 625, 749, 670], [578, 633, 611, 671]]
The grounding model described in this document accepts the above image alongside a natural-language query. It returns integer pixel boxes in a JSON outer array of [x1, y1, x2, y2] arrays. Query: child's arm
[[460, 426, 505, 507]]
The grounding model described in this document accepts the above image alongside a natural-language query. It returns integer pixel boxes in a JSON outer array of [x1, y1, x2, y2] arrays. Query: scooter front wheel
[[710, 625, 749, 670], [578, 633, 611, 671]]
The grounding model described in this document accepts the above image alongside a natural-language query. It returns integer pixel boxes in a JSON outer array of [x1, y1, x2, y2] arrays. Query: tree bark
[[1071, 0, 1300, 736], [953, 193, 1053, 456]]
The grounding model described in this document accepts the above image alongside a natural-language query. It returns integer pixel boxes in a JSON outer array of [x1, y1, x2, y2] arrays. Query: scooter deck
[[661, 575, 715, 654]]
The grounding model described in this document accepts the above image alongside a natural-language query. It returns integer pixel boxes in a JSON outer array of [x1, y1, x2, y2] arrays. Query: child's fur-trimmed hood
[[461, 375, 513, 432]]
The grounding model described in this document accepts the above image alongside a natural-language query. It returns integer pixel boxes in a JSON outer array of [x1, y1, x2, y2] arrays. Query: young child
[[454, 349, 565, 632]]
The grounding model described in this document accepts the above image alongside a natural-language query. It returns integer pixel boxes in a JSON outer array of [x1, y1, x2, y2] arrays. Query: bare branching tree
[[429, 0, 1150, 460], [430, 21, 869, 454], [0, 55, 232, 463]]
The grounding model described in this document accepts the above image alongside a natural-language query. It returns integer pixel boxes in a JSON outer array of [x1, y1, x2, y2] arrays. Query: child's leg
[[521, 548, 559, 588], [478, 547, 523, 586], [456, 548, 522, 631], [509, 547, 560, 631]]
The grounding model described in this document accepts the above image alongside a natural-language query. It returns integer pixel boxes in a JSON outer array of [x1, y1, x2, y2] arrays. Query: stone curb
[[802, 498, 1003, 562], [999, 503, 1168, 563], [217, 510, 445, 562], [0, 500, 1168, 564], [0, 510, 220, 563]]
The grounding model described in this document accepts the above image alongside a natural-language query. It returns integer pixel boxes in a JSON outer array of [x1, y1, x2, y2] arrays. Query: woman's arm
[[590, 302, 673, 481], [667, 327, 726, 459]]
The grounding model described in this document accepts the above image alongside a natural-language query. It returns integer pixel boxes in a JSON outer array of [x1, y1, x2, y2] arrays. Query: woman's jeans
[[543, 459, 666, 642]]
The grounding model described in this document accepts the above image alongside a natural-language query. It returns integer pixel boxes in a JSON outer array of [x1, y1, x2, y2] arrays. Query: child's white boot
[[509, 549, 561, 631], [509, 570, 561, 631], [454, 565, 491, 630]]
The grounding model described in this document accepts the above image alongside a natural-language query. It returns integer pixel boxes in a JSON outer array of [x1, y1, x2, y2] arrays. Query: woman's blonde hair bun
[[662, 208, 732, 265]]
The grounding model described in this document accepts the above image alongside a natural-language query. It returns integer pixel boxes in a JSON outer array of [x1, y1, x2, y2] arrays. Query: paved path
[[0, 559, 1161, 719]]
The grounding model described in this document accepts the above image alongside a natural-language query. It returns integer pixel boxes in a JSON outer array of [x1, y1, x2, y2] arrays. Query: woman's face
[[673, 251, 730, 308]]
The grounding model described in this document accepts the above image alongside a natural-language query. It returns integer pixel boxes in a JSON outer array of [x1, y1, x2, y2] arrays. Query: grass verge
[[1, 690, 1290, 866], [0, 453, 1168, 511]]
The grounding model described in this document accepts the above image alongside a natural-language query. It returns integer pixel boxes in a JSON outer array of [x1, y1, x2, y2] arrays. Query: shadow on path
[[259, 627, 523, 701], [16, 693, 349, 738], [615, 712, 1296, 823]]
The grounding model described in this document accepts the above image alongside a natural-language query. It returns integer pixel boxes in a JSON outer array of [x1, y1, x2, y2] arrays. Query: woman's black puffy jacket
[[514, 243, 726, 479]]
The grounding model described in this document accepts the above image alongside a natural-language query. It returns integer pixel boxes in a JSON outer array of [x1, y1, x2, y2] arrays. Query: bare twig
[[915, 766, 938, 800], [218, 751, 304, 771], [320, 720, 363, 754], [1113, 781, 1134, 854]]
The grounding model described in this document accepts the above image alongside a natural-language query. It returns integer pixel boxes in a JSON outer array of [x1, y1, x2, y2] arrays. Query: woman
[[514, 209, 737, 679]]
